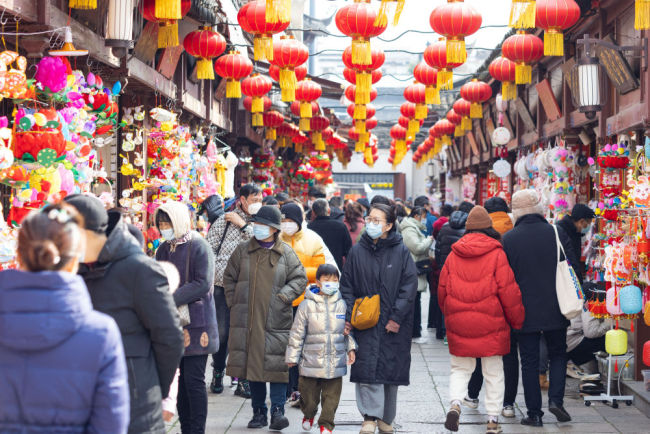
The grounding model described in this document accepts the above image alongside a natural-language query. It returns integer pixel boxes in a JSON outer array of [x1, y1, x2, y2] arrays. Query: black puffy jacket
[[556, 215, 582, 282], [434, 210, 468, 267], [340, 231, 418, 386], [78, 212, 184, 434]]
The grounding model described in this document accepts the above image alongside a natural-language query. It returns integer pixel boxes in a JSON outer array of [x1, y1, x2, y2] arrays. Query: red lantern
[[183, 26, 226, 80], [242, 74, 273, 125], [509, 0, 536, 28], [310, 115, 330, 151], [343, 67, 382, 86], [502, 31, 544, 85], [277, 122, 299, 147], [347, 104, 376, 119], [342, 46, 385, 104], [263, 110, 284, 140], [291, 100, 319, 117], [404, 81, 428, 120], [295, 78, 322, 131], [269, 64, 307, 83], [489, 56, 517, 101], [270, 35, 309, 102], [345, 85, 377, 118], [460, 79, 492, 119], [400, 102, 421, 140], [535, 0, 580, 56], [141, 0, 191, 48], [446, 109, 465, 137], [348, 103, 376, 134], [238, 0, 290, 61], [423, 38, 463, 90], [293, 131, 308, 153], [429, 0, 482, 64], [264, 0, 291, 25], [434, 119, 456, 146], [214, 51, 253, 98], [413, 62, 439, 105], [335, 0, 387, 66], [453, 98, 473, 130]]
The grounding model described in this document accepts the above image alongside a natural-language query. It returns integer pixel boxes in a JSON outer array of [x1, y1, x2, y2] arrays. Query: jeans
[[568, 336, 605, 366], [249, 382, 288, 413], [177, 355, 208, 434], [299, 376, 343, 430], [518, 329, 568, 417], [450, 356, 504, 417], [413, 291, 422, 338], [211, 287, 230, 372]]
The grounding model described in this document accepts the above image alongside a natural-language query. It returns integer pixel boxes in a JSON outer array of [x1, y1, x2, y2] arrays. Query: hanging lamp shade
[[310, 115, 330, 151], [446, 109, 465, 137], [620, 285, 643, 314], [404, 81, 428, 120], [502, 31, 544, 85], [535, 0, 580, 56], [509, 0, 537, 28], [429, 0, 482, 64], [49, 27, 89, 56], [241, 74, 273, 121], [376, 0, 406, 27], [335, 0, 387, 66], [489, 56, 517, 101], [413, 62, 440, 105], [238, 0, 290, 61], [460, 79, 492, 119], [295, 78, 322, 131], [342, 46, 385, 104], [423, 38, 463, 90], [263, 110, 284, 140], [452, 98, 472, 130], [214, 51, 253, 98], [183, 26, 227, 80], [106, 0, 136, 46], [244, 95, 272, 126], [141, 0, 191, 48], [269, 36, 309, 102]]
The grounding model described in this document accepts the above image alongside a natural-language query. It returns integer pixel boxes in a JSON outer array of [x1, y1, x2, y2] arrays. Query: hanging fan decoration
[[238, 0, 290, 61], [429, 0, 482, 64], [141, 0, 192, 48], [214, 51, 253, 98], [269, 36, 309, 102], [183, 26, 227, 80], [335, 0, 387, 66]]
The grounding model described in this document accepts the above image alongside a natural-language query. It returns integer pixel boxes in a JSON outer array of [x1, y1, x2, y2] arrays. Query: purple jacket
[[0, 269, 130, 433]]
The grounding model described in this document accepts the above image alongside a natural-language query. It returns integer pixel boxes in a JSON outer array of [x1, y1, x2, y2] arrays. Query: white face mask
[[247, 202, 262, 216], [160, 229, 174, 240], [320, 281, 339, 295], [281, 221, 299, 236]]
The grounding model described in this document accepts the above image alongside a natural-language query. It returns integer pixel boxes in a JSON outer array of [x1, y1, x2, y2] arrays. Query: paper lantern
[[434, 119, 456, 146], [413, 62, 440, 105], [141, 0, 191, 48], [183, 26, 227, 80], [244, 96, 271, 126], [342, 46, 385, 104], [269, 64, 307, 84], [535, 0, 581, 56], [263, 110, 284, 140], [606, 287, 623, 316], [404, 82, 428, 120], [270, 36, 309, 102], [460, 79, 493, 119], [295, 78, 322, 130], [214, 51, 253, 98], [277, 122, 298, 148], [453, 98, 473, 130], [335, 0, 387, 66], [644, 340, 650, 366], [346, 103, 376, 120], [509, 0, 536, 28], [605, 329, 627, 355], [345, 85, 377, 107], [446, 109, 465, 137], [242, 74, 273, 112], [238, 0, 290, 61], [502, 31, 544, 85], [620, 285, 643, 314], [310, 115, 330, 151], [489, 56, 517, 101], [424, 38, 463, 90], [429, 0, 482, 64]]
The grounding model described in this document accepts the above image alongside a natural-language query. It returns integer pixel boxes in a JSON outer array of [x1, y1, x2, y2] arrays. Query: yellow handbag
[[351, 294, 381, 330]]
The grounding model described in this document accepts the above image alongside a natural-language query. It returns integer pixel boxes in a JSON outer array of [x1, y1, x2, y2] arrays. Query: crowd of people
[[0, 184, 609, 434]]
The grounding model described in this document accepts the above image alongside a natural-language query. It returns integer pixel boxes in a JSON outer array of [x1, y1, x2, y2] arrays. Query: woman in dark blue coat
[[0, 203, 129, 433], [340, 204, 418, 434]]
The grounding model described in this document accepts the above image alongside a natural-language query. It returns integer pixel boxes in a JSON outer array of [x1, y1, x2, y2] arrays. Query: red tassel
[[631, 321, 635, 332], [614, 360, 619, 373], [616, 319, 619, 330]]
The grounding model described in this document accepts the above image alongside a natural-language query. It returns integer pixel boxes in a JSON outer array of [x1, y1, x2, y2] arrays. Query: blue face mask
[[366, 222, 384, 239], [253, 224, 271, 241], [581, 223, 591, 235], [160, 229, 174, 240], [320, 281, 339, 295]]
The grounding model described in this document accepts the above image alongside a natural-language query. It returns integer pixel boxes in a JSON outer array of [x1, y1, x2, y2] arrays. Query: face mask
[[160, 229, 174, 240], [247, 202, 262, 216], [320, 281, 339, 295], [366, 222, 384, 239], [581, 224, 591, 235], [281, 221, 299, 236], [253, 224, 271, 241]]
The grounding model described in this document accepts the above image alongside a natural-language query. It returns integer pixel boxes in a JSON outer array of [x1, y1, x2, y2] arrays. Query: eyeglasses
[[364, 217, 386, 225]]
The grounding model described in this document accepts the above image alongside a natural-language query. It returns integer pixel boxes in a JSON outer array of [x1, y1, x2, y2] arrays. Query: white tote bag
[[553, 225, 584, 320]]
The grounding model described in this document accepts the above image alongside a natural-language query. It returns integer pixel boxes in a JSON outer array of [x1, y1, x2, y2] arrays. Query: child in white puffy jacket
[[286, 264, 356, 434]]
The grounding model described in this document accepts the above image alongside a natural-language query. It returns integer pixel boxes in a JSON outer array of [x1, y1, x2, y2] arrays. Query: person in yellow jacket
[[279, 202, 338, 406], [485, 197, 514, 235]]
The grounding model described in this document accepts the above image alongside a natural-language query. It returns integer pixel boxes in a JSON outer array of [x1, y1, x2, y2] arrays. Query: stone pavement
[[166, 293, 650, 433]]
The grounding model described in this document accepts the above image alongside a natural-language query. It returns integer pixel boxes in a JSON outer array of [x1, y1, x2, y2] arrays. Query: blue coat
[[0, 270, 130, 433]]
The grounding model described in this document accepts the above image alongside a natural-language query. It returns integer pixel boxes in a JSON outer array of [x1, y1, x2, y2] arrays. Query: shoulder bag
[[351, 294, 380, 330], [553, 225, 584, 320]]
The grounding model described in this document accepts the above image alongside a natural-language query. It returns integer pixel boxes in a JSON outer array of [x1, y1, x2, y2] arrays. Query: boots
[[235, 379, 251, 398], [209, 369, 224, 394], [247, 408, 268, 429], [444, 403, 461, 432], [269, 406, 289, 430]]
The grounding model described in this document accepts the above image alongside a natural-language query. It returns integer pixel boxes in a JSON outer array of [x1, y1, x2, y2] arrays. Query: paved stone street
[[166, 293, 650, 433]]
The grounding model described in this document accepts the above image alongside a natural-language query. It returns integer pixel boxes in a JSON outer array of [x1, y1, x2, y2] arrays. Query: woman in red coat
[[438, 206, 525, 434]]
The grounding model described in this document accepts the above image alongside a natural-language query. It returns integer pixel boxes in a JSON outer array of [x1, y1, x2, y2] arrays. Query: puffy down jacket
[[439, 233, 525, 357], [435, 210, 467, 267], [285, 286, 357, 379]]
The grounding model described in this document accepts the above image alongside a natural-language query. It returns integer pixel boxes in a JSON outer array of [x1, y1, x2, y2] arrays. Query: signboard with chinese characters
[[596, 35, 639, 94]]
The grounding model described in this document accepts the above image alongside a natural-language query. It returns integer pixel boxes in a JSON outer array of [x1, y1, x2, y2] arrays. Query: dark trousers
[[467, 331, 519, 406], [518, 329, 568, 417], [211, 286, 230, 372], [427, 271, 443, 329], [299, 376, 343, 431], [568, 336, 605, 366], [287, 306, 299, 396], [177, 355, 208, 434], [250, 381, 288, 413], [413, 291, 422, 338]]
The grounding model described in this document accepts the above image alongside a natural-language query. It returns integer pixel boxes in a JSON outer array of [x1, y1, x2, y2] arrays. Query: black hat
[[198, 194, 224, 224], [64, 194, 109, 233], [571, 203, 595, 221], [252, 205, 282, 230], [357, 197, 370, 210], [281, 203, 304, 227]]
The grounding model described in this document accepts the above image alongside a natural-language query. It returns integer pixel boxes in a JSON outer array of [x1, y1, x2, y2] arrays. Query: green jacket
[[223, 237, 307, 383], [400, 217, 433, 292]]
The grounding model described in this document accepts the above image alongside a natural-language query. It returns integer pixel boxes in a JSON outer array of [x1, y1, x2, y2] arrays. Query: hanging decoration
[[400, 102, 420, 141], [509, 0, 537, 28], [182, 26, 227, 80], [390, 124, 408, 157], [310, 116, 330, 151], [69, 0, 97, 9], [291, 100, 320, 131], [342, 46, 385, 108], [277, 122, 299, 148], [502, 31, 544, 85], [335, 0, 387, 66], [636, 0, 650, 29], [460, 79, 493, 119], [375, 0, 406, 26], [453, 98, 473, 131], [269, 36, 309, 102], [295, 78, 322, 132], [399, 115, 422, 141], [214, 51, 253, 98], [429, 0, 482, 64], [238, 0, 290, 61], [347, 103, 376, 139], [423, 38, 463, 90], [263, 110, 284, 140], [535, 0, 581, 56], [244, 95, 271, 127], [489, 56, 517, 101], [241, 74, 273, 126], [433, 119, 456, 147], [446, 109, 464, 137], [345, 85, 378, 119], [413, 62, 439, 106], [404, 81, 428, 121], [141, 0, 191, 48], [265, 0, 292, 24]]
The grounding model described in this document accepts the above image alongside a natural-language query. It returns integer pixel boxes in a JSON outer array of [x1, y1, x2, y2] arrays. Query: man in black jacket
[[556, 203, 595, 283], [308, 199, 352, 269], [65, 195, 184, 434], [328, 195, 345, 222]]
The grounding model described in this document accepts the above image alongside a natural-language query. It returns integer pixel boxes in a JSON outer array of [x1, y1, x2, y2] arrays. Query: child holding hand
[[286, 264, 356, 434]]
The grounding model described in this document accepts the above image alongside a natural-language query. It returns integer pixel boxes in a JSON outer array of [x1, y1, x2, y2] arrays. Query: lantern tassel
[[226, 79, 242, 98], [253, 36, 263, 61], [394, 0, 405, 26], [69, 0, 97, 9], [299, 118, 311, 131], [252, 113, 264, 127], [462, 116, 472, 130], [415, 103, 428, 120], [407, 119, 420, 139], [636, 0, 650, 29], [295, 142, 303, 153], [515, 63, 532, 85], [196, 58, 215, 80], [355, 120, 366, 134], [313, 132, 325, 151], [266, 128, 277, 140], [266, 0, 292, 24], [470, 102, 483, 119], [300, 102, 313, 118], [502, 81, 517, 101], [425, 86, 441, 105], [155, 0, 182, 19], [509, 0, 536, 29], [446, 38, 466, 64], [279, 68, 297, 102], [356, 71, 371, 97], [158, 21, 179, 48], [352, 38, 372, 66], [454, 125, 464, 137], [353, 104, 367, 120], [375, 0, 390, 27], [252, 97, 264, 113], [544, 30, 564, 57], [614, 360, 619, 373], [355, 141, 365, 153], [360, 132, 369, 143], [277, 137, 286, 148], [438, 69, 453, 91], [263, 36, 274, 61]]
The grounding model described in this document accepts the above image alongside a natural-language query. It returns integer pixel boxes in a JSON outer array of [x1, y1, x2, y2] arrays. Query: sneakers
[[235, 379, 251, 398], [443, 336, 448, 346], [566, 361, 587, 379], [444, 403, 461, 432], [269, 407, 290, 430], [377, 419, 393, 433], [539, 373, 549, 390], [486, 420, 502, 434], [548, 401, 571, 422], [463, 395, 479, 409], [247, 408, 268, 429], [501, 405, 515, 418], [209, 369, 224, 394], [302, 418, 314, 430], [359, 420, 377, 434], [319, 427, 332, 434]]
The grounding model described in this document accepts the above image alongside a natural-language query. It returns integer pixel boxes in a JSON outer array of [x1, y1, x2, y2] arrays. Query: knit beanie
[[465, 206, 493, 231], [512, 189, 544, 222], [281, 203, 304, 227]]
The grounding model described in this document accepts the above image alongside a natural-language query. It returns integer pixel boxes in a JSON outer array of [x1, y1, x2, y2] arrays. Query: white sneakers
[[302, 418, 314, 430], [501, 405, 515, 418]]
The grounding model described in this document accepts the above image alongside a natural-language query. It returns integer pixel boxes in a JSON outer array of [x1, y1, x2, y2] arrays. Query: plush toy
[[35, 56, 68, 94]]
